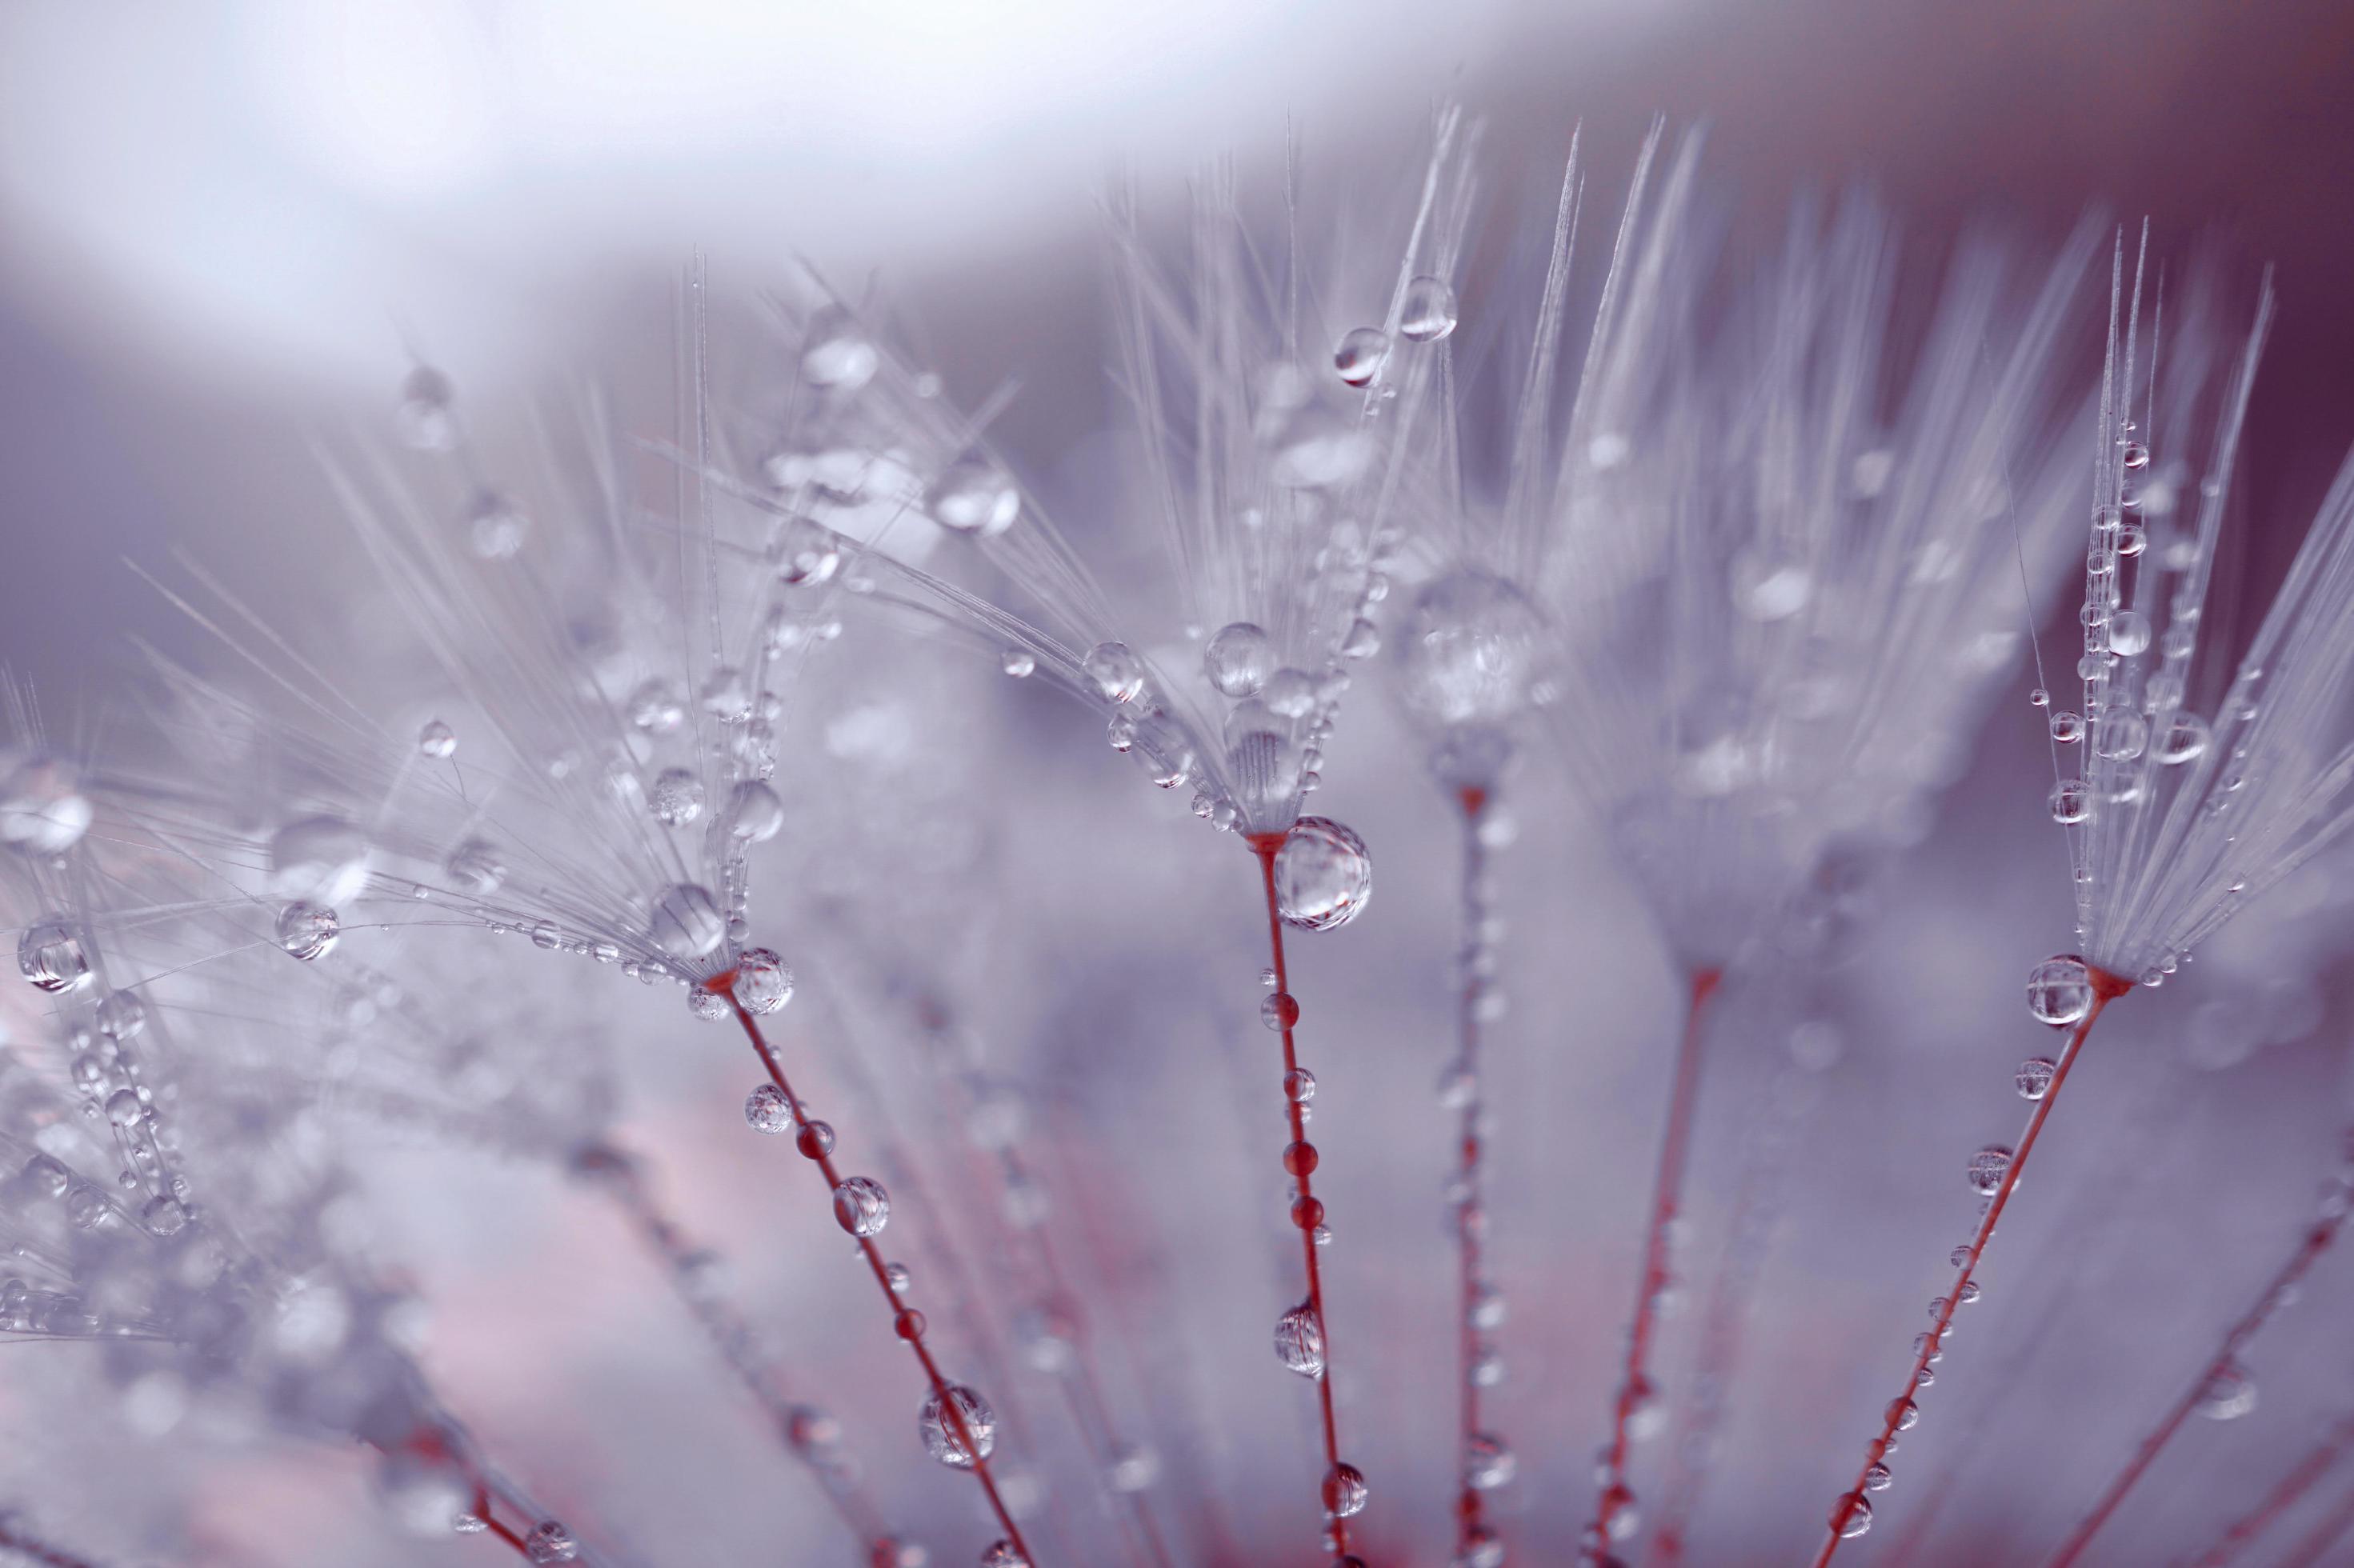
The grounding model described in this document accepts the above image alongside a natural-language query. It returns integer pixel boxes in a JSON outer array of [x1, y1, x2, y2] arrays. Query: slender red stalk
[[2048, 1185, 2354, 1566], [720, 982, 1035, 1564], [2180, 1412, 2354, 1568], [1813, 967, 2132, 1568], [1248, 832, 1353, 1556], [1587, 964, 1722, 1551], [2277, 1474, 2354, 1567], [1453, 786, 1503, 1559]]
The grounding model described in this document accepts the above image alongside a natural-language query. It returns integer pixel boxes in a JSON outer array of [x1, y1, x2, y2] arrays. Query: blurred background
[[7, 3, 2354, 1566]]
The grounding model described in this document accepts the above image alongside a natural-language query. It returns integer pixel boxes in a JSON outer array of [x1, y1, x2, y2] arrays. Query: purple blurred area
[[6, 5, 2354, 1568]]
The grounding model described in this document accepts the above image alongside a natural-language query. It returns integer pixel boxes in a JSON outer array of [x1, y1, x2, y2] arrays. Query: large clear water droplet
[[1274, 1301, 1327, 1377], [1206, 622, 1273, 698], [1393, 573, 1547, 733], [1334, 327, 1391, 387], [2196, 1360, 2258, 1420], [1966, 1145, 2014, 1196], [733, 948, 794, 1014], [18, 920, 91, 994], [1323, 1462, 1370, 1517], [649, 884, 726, 959], [1399, 275, 1459, 342], [834, 1176, 891, 1238], [927, 457, 1021, 538], [523, 1521, 578, 1563], [1084, 642, 1147, 705], [275, 902, 341, 962], [2026, 955, 2093, 1026], [0, 753, 92, 856], [918, 1383, 998, 1468], [1275, 817, 1372, 932], [650, 768, 706, 826]]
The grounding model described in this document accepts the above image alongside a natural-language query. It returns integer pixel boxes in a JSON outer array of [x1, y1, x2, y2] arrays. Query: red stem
[[1249, 833, 1351, 1555], [1455, 789, 1499, 1556], [1812, 968, 2132, 1568], [2048, 1190, 2353, 1566], [723, 984, 1035, 1564], [2277, 1474, 2354, 1567], [2181, 1411, 2354, 1568], [1587, 965, 1723, 1549]]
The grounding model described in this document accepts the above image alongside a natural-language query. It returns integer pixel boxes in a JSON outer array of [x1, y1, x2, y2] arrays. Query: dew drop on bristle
[[1394, 574, 1547, 733], [2107, 608, 2152, 657], [18, 921, 91, 993], [2016, 1058, 2057, 1100], [2049, 778, 2091, 823], [2049, 711, 2084, 743], [628, 678, 687, 736], [1334, 327, 1391, 386], [467, 492, 529, 560], [834, 1176, 891, 1238], [1274, 1301, 1326, 1377], [727, 781, 785, 843], [416, 720, 456, 760], [1206, 622, 1273, 698], [444, 837, 506, 894], [649, 884, 726, 959], [1284, 1068, 1317, 1103], [980, 1542, 1029, 1568], [927, 457, 1021, 538], [1275, 817, 1372, 931], [650, 767, 706, 826], [918, 1383, 997, 1467], [1083, 642, 1147, 704], [1261, 992, 1299, 1030], [1, 754, 93, 855], [2027, 955, 2093, 1026], [275, 902, 341, 962], [1831, 1493, 1873, 1539], [1000, 649, 1035, 678], [1399, 274, 1459, 342], [2156, 713, 2211, 764]]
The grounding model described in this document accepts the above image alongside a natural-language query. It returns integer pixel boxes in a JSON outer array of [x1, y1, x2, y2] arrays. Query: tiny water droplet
[[1399, 274, 1459, 342], [745, 1084, 793, 1134], [416, 720, 456, 759], [834, 1176, 891, 1238], [1275, 1301, 1326, 1377], [1335, 327, 1391, 386], [918, 1383, 997, 1467]]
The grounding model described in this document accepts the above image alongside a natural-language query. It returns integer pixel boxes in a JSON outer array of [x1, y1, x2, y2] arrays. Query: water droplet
[[802, 309, 879, 390], [1864, 1462, 1892, 1493], [1108, 1445, 1159, 1493], [2107, 609, 2152, 657], [2093, 711, 2148, 762], [1, 754, 92, 856], [733, 948, 794, 1014], [650, 768, 707, 827], [142, 1195, 188, 1237], [1966, 1146, 2014, 1196], [1956, 1280, 1981, 1305], [1399, 275, 1459, 342], [106, 1088, 144, 1127], [1340, 617, 1381, 658], [2155, 713, 2211, 765], [1206, 622, 1274, 698], [1730, 547, 1815, 622], [1261, 992, 1300, 1031], [2049, 778, 2092, 824], [727, 781, 786, 843], [773, 514, 843, 586], [1284, 1068, 1318, 1103], [1275, 1302, 1326, 1377], [689, 986, 731, 1022], [980, 1542, 1029, 1568], [1393, 573, 1547, 734], [746, 1084, 793, 1134], [523, 1520, 578, 1563], [2049, 711, 2084, 744], [928, 457, 1021, 538], [416, 720, 456, 760], [1083, 642, 1147, 705], [1275, 817, 1372, 932], [1000, 649, 1036, 678], [2197, 1360, 2258, 1420], [1323, 1462, 1370, 1517], [443, 837, 506, 895], [2015, 1058, 2056, 1100], [1335, 327, 1391, 387], [918, 1383, 998, 1467], [629, 678, 688, 736], [96, 990, 146, 1041], [1464, 1433, 1516, 1490], [885, 1261, 912, 1293], [701, 666, 753, 724], [17, 920, 90, 993], [468, 492, 529, 560], [2029, 687, 2050, 708], [397, 366, 456, 450], [649, 884, 726, 959], [1831, 1493, 1873, 1539], [270, 816, 371, 904], [1264, 667, 1319, 719], [797, 1121, 835, 1159], [275, 902, 342, 962], [834, 1175, 891, 1238], [2027, 955, 2093, 1026]]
